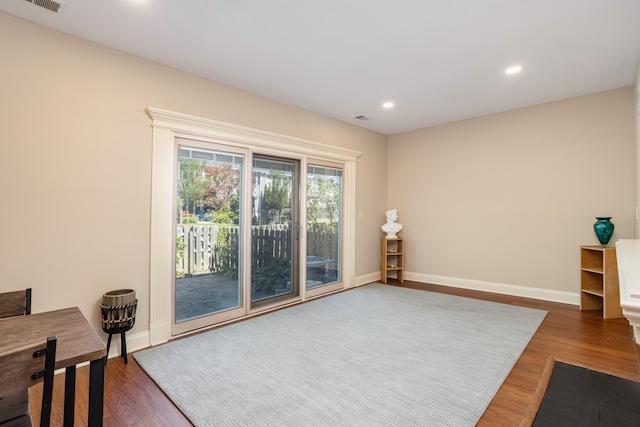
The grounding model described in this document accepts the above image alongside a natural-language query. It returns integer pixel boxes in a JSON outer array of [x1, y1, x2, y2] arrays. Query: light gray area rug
[[135, 283, 547, 426]]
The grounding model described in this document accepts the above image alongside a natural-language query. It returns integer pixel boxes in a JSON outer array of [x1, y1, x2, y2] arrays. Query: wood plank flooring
[[31, 280, 640, 426]]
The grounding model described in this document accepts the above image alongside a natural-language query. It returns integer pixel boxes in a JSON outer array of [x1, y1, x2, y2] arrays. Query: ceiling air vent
[[353, 115, 370, 121], [23, 0, 66, 13]]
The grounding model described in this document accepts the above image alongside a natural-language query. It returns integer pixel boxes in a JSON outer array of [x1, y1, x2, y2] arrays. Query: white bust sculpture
[[381, 209, 403, 238]]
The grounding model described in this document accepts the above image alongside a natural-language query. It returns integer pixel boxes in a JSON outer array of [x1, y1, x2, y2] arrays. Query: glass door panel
[[250, 156, 299, 307], [306, 163, 343, 296], [174, 143, 245, 332]]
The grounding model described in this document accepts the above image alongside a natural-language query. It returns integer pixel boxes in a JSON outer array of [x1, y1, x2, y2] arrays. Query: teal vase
[[593, 217, 614, 247]]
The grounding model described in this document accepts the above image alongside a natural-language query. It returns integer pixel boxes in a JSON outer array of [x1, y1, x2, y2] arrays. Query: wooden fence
[[176, 223, 338, 277]]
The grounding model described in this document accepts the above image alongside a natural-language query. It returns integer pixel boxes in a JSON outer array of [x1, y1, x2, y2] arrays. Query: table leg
[[88, 357, 105, 427], [63, 366, 76, 427]]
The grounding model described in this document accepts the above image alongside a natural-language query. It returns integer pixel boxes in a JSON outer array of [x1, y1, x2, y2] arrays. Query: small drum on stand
[[101, 289, 137, 364]]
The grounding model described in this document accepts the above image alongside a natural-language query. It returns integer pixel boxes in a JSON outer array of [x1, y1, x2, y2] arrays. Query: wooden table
[[0, 307, 106, 426]]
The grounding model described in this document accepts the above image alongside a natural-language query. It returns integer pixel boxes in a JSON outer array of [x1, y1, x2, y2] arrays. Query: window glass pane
[[175, 146, 243, 322], [306, 165, 342, 289], [251, 157, 297, 303]]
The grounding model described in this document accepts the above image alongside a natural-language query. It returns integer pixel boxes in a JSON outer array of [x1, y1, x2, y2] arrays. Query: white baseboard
[[356, 272, 381, 287], [404, 271, 579, 306], [106, 330, 151, 359]]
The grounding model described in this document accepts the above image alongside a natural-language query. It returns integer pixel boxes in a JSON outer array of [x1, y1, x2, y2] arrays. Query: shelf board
[[582, 267, 604, 274], [581, 245, 615, 253], [582, 289, 604, 298]]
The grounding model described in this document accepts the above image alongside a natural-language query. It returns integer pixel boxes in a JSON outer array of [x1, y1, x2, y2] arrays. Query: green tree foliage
[[215, 227, 239, 278], [178, 159, 208, 215], [262, 171, 290, 224], [175, 235, 186, 278], [307, 176, 340, 232], [207, 199, 238, 225], [228, 193, 240, 224], [178, 159, 242, 222]]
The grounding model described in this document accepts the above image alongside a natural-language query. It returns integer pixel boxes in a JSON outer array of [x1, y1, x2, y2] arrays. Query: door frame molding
[[147, 107, 361, 345]]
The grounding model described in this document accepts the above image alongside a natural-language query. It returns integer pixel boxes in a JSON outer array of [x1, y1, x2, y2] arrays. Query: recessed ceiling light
[[382, 102, 395, 109], [505, 66, 523, 75]]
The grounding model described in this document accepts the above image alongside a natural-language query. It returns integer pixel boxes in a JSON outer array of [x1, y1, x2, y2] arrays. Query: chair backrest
[[0, 336, 57, 427], [0, 289, 32, 319]]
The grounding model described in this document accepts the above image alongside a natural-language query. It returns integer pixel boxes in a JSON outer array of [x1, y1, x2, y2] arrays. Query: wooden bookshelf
[[580, 245, 622, 318], [381, 237, 404, 284]]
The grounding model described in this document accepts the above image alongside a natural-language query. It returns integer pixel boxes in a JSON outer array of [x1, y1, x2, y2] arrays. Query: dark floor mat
[[530, 360, 640, 426]]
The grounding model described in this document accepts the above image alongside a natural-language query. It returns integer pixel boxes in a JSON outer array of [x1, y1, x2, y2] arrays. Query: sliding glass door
[[306, 161, 343, 297], [173, 141, 246, 333], [250, 155, 300, 309], [172, 143, 343, 333]]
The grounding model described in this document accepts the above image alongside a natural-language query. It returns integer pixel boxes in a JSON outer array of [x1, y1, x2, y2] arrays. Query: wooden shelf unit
[[580, 245, 622, 319], [381, 237, 404, 284]]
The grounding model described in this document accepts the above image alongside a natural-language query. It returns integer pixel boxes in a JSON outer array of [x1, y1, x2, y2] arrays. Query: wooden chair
[[0, 289, 32, 319], [0, 336, 57, 427]]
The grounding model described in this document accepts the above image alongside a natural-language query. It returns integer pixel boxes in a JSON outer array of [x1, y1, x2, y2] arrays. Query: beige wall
[[0, 13, 388, 336], [387, 87, 635, 297], [635, 64, 640, 238]]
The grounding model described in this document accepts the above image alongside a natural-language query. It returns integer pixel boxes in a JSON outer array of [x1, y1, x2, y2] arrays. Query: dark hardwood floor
[[31, 280, 640, 426]]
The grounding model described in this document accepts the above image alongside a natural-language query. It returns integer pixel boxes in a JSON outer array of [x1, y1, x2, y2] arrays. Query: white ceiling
[[2, 0, 640, 135]]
